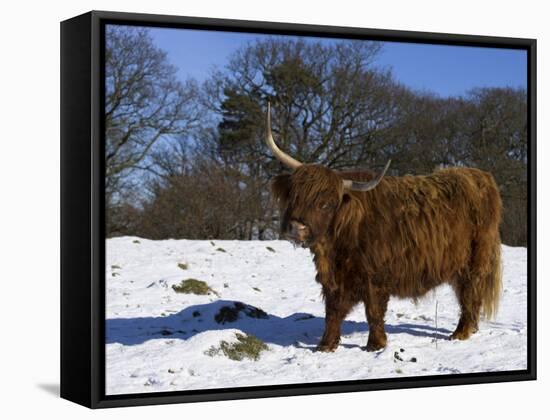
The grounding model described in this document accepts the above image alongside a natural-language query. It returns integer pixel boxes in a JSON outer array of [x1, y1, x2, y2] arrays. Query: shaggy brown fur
[[271, 164, 502, 352]]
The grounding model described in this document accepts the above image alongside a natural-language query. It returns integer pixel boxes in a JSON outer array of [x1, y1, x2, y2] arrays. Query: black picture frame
[[60, 10, 537, 409]]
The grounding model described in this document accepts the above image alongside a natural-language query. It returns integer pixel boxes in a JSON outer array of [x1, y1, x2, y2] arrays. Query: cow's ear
[[271, 174, 291, 207]]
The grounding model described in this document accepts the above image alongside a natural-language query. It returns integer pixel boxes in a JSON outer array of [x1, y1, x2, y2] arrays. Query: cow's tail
[[477, 170, 503, 321], [480, 239, 502, 320]]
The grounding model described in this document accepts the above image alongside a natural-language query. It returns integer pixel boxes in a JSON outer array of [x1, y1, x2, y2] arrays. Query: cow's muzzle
[[284, 220, 311, 247]]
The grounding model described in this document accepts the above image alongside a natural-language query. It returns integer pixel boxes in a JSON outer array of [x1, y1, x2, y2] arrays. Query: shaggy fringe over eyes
[[334, 193, 364, 247]]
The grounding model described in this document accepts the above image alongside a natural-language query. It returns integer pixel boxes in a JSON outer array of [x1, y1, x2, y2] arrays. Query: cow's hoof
[[450, 325, 477, 341], [450, 331, 468, 340], [450, 329, 475, 341], [366, 331, 387, 351], [316, 342, 338, 353], [365, 341, 386, 352]]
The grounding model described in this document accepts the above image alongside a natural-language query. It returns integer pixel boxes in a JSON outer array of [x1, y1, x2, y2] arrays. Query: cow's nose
[[290, 220, 306, 233], [289, 220, 308, 241]]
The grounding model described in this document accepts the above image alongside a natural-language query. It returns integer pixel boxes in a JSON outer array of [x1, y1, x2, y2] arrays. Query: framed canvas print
[[60, 10, 536, 408]]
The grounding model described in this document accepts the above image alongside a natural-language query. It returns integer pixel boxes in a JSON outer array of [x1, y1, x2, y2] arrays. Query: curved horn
[[342, 160, 391, 192], [265, 102, 303, 170]]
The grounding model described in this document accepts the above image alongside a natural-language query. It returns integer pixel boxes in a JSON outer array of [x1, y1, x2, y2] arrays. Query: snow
[[106, 238, 527, 395]]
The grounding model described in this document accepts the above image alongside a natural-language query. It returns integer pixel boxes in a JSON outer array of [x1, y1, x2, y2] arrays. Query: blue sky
[[149, 27, 527, 98]]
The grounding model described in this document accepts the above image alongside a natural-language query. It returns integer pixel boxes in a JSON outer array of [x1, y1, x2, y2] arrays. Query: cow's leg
[[317, 291, 353, 352], [364, 288, 389, 351], [452, 234, 501, 340], [451, 279, 481, 340]]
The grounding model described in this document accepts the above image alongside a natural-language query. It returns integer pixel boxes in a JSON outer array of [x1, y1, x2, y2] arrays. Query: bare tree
[[462, 88, 528, 245], [105, 26, 201, 198], [136, 157, 272, 240], [104, 26, 203, 235]]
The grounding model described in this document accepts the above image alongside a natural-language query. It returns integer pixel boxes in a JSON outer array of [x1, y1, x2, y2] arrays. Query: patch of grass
[[210, 241, 216, 246], [216, 247, 226, 253], [395, 368, 403, 374], [205, 333, 268, 361], [172, 279, 213, 295], [112, 272, 120, 277], [266, 246, 276, 253], [133, 239, 140, 244], [111, 265, 121, 270], [177, 263, 189, 270], [252, 287, 261, 292]]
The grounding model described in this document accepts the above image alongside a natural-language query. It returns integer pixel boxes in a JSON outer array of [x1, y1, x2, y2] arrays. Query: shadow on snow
[[106, 299, 451, 348]]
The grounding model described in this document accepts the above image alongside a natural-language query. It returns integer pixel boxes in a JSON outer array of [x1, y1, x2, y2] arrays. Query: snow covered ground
[[106, 238, 527, 395]]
